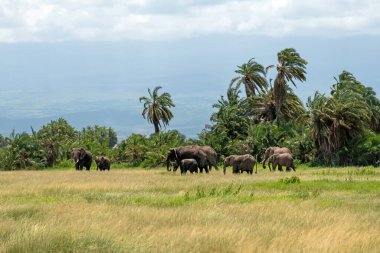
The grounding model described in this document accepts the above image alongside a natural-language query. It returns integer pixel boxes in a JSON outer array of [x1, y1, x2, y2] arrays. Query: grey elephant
[[223, 154, 257, 175], [269, 153, 296, 172], [262, 147, 291, 171], [71, 148, 92, 171], [173, 158, 198, 175], [166, 146, 208, 173], [183, 145, 219, 171], [95, 156, 111, 171]]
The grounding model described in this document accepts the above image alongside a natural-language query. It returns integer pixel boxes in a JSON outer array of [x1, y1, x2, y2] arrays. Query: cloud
[[0, 0, 379, 42]]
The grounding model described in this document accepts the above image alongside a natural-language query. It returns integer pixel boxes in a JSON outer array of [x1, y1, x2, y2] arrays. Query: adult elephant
[[166, 146, 208, 173], [223, 154, 257, 175], [262, 147, 291, 171], [197, 145, 219, 171], [181, 145, 218, 171], [71, 148, 92, 171], [269, 153, 295, 172]]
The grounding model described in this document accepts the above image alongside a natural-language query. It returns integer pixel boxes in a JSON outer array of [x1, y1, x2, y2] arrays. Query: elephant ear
[[79, 149, 86, 159]]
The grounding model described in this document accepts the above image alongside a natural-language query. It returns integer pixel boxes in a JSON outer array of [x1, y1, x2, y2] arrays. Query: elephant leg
[[278, 165, 283, 172], [286, 167, 291, 172], [272, 163, 276, 172]]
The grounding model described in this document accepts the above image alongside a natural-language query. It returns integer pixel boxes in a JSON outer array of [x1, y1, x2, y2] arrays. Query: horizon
[[1, 1, 379, 139]]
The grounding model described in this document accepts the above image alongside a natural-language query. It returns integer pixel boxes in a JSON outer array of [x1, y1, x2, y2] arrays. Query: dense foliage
[[0, 48, 379, 170]]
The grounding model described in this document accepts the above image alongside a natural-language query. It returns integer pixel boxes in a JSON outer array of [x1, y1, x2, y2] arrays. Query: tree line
[[0, 48, 379, 170]]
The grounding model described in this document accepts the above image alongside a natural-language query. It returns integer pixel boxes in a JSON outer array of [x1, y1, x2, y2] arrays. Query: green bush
[[280, 176, 301, 184]]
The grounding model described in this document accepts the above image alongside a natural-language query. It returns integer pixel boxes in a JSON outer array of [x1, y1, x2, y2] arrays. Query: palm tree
[[230, 58, 268, 97], [307, 89, 370, 164], [248, 87, 306, 123], [211, 85, 249, 139], [332, 70, 380, 133], [273, 48, 307, 120], [139, 86, 175, 134]]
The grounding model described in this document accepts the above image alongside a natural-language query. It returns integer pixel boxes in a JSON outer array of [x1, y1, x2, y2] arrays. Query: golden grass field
[[0, 166, 379, 253]]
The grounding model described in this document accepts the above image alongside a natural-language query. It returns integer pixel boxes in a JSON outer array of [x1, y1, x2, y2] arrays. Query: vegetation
[[230, 58, 268, 97], [0, 168, 379, 252], [139, 86, 175, 134], [0, 47, 379, 252], [272, 48, 308, 120], [0, 48, 379, 170]]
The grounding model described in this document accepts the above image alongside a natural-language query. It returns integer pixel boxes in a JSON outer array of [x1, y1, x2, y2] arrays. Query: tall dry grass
[[0, 167, 379, 252]]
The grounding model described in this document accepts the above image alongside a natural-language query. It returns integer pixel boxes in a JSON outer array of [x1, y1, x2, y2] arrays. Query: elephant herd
[[166, 145, 296, 175], [70, 148, 111, 171], [70, 145, 295, 174]]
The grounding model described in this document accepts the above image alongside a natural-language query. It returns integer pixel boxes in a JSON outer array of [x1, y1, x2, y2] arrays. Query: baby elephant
[[223, 154, 257, 175], [269, 153, 295, 172], [173, 159, 198, 175], [95, 156, 111, 171]]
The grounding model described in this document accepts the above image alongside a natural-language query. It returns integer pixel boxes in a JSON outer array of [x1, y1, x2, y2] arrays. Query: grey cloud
[[0, 0, 379, 42]]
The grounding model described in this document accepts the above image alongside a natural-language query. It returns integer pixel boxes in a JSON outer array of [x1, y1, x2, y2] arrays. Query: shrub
[[280, 176, 301, 184]]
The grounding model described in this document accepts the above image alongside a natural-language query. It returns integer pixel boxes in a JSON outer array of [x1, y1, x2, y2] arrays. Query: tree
[[123, 134, 148, 166], [331, 70, 380, 133], [248, 87, 306, 123], [230, 58, 268, 97], [78, 125, 118, 155], [37, 118, 77, 166], [307, 88, 370, 165], [8, 132, 45, 169], [273, 48, 307, 120], [139, 86, 175, 134], [211, 85, 249, 140]]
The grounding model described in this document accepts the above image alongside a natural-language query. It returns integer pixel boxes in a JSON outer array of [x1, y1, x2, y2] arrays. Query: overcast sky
[[0, 1, 379, 137], [1, 0, 380, 42]]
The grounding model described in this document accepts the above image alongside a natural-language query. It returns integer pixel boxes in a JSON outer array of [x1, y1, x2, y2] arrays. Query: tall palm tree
[[139, 86, 175, 134], [230, 58, 268, 97], [273, 48, 307, 120]]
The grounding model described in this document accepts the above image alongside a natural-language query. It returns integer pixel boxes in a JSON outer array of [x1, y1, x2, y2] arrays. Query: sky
[[0, 0, 380, 138]]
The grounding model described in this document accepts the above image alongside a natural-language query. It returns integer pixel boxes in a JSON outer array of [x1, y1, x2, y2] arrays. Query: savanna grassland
[[0, 167, 379, 253]]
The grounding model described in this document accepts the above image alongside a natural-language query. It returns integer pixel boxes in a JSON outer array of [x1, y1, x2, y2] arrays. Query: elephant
[[262, 147, 292, 171], [173, 158, 198, 175], [71, 148, 92, 171], [194, 145, 219, 171], [223, 154, 257, 175], [95, 156, 111, 171], [166, 146, 208, 173], [268, 153, 296, 172], [180, 145, 219, 171]]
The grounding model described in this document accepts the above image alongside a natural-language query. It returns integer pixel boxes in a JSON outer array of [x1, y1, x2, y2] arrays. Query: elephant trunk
[[223, 164, 227, 175], [262, 157, 267, 169], [166, 160, 171, 171]]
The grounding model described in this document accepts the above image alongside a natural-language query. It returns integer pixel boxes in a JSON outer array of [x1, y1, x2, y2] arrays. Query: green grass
[[0, 167, 379, 252]]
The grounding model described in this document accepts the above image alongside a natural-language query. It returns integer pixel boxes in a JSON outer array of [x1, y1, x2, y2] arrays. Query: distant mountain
[[0, 107, 212, 139]]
